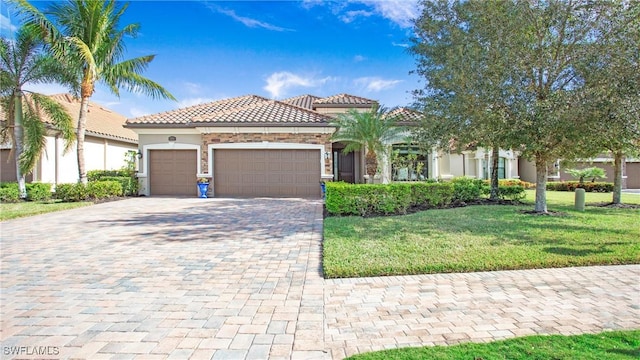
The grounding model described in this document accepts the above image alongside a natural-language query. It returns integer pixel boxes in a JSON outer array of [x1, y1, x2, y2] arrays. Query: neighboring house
[[519, 156, 640, 189], [1, 94, 137, 184], [125, 93, 520, 198]]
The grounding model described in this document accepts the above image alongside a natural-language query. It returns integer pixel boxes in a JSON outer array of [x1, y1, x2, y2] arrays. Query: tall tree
[[1, 26, 75, 198], [411, 0, 526, 200], [330, 106, 405, 184], [412, 0, 624, 213], [12, 0, 175, 184], [577, 2, 640, 204]]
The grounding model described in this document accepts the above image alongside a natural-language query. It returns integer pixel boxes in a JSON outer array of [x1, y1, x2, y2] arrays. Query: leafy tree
[[330, 106, 406, 184], [565, 167, 606, 184], [411, 0, 527, 201], [412, 0, 628, 213], [12, 0, 175, 184], [0, 26, 75, 198], [576, 3, 640, 204]]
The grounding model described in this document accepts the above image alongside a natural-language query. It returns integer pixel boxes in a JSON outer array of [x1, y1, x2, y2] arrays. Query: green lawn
[[346, 330, 640, 360], [0, 200, 93, 221], [323, 190, 640, 278]]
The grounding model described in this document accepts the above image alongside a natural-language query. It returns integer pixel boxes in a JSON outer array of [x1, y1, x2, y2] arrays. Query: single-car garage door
[[149, 150, 197, 196], [214, 149, 320, 198], [627, 162, 640, 189]]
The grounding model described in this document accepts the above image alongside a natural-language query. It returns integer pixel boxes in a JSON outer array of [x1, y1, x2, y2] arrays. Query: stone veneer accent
[[201, 132, 334, 175]]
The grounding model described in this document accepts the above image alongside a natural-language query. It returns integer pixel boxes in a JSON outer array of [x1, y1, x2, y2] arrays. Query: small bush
[[87, 170, 132, 181], [101, 176, 138, 196], [411, 182, 454, 207], [26, 183, 52, 201], [0, 183, 20, 203], [498, 184, 526, 201], [87, 180, 123, 199], [546, 181, 613, 192], [54, 183, 89, 202], [451, 177, 484, 203]]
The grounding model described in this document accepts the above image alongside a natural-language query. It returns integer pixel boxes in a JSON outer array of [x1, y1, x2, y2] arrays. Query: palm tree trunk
[[489, 147, 499, 200], [13, 91, 27, 199], [365, 149, 377, 184], [77, 96, 90, 184], [534, 156, 548, 213], [612, 151, 623, 204]]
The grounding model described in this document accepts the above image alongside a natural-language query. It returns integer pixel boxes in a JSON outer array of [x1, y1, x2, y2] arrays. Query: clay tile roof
[[0, 94, 136, 143], [281, 94, 321, 110], [386, 107, 423, 124], [47, 94, 137, 143], [192, 98, 332, 125], [126, 95, 333, 127], [126, 95, 268, 126], [313, 93, 377, 107]]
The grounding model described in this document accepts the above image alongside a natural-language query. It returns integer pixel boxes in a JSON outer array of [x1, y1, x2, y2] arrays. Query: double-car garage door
[[148, 149, 321, 198]]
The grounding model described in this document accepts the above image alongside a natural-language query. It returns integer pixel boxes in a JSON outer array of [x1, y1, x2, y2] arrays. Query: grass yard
[[323, 190, 640, 278], [346, 330, 640, 360], [0, 201, 93, 221]]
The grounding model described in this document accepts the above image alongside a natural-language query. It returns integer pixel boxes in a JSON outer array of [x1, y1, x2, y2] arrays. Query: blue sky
[[1, 0, 422, 118]]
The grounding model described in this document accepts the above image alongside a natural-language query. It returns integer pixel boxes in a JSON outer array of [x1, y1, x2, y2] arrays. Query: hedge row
[[325, 182, 454, 216], [88, 170, 138, 196], [54, 181, 123, 202], [546, 181, 613, 192], [325, 178, 529, 216], [0, 182, 53, 203]]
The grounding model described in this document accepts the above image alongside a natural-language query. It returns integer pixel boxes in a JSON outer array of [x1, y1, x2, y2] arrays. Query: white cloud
[[263, 72, 333, 99], [177, 97, 215, 108], [22, 83, 71, 96], [358, 0, 420, 28], [392, 42, 410, 48], [183, 82, 204, 95], [130, 107, 150, 118], [205, 4, 293, 32], [0, 14, 17, 35], [353, 55, 366, 62], [354, 77, 403, 92], [340, 9, 374, 24]]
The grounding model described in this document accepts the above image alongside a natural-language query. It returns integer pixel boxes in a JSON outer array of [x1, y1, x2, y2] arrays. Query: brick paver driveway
[[1, 198, 325, 360], [2, 197, 639, 360]]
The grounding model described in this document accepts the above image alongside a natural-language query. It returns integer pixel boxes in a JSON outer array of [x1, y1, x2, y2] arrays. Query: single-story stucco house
[[1, 94, 138, 184], [125, 93, 520, 198]]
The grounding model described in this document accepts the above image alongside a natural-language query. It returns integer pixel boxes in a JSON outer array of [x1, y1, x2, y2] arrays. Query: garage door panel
[[149, 150, 197, 196], [214, 149, 320, 198]]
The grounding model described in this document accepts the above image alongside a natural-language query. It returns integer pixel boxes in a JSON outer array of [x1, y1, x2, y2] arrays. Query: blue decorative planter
[[197, 183, 209, 198], [320, 182, 326, 200]]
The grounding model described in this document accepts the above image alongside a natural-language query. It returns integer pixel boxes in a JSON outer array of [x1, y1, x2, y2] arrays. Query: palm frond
[[19, 99, 47, 174], [30, 92, 75, 153]]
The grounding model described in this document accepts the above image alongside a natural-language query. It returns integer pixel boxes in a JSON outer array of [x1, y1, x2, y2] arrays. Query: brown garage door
[[149, 150, 197, 196], [626, 162, 640, 188], [214, 149, 320, 198]]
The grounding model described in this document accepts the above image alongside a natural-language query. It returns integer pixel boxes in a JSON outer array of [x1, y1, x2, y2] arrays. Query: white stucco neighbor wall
[[36, 135, 136, 184]]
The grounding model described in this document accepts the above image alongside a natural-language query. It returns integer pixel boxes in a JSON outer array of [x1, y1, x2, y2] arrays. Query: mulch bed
[[587, 202, 640, 209]]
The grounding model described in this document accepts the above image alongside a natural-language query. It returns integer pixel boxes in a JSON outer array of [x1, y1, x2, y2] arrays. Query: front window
[[392, 145, 429, 181], [482, 157, 506, 179]]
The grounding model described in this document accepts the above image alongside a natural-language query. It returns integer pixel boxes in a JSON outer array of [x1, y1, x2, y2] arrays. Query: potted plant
[[197, 177, 210, 198]]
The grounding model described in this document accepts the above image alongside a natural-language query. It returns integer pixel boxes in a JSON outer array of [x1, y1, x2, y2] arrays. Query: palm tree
[[330, 106, 406, 183], [1, 26, 75, 198], [12, 0, 175, 183]]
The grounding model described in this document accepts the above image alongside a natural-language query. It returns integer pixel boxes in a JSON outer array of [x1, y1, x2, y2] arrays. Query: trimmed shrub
[[411, 182, 454, 207], [101, 176, 138, 196], [54, 183, 89, 202], [498, 184, 526, 201], [87, 180, 123, 199], [87, 170, 132, 181], [451, 177, 484, 203], [325, 181, 454, 216], [0, 183, 20, 203], [26, 183, 52, 201], [546, 181, 613, 192]]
